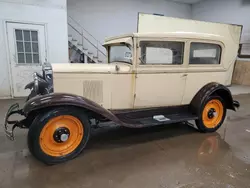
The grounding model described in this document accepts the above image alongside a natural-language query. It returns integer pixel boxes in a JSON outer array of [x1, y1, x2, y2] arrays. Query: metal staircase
[[68, 16, 106, 63]]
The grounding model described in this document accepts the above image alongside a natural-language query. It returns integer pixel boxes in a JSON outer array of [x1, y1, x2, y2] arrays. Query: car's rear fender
[[190, 82, 238, 113], [22, 93, 122, 125]]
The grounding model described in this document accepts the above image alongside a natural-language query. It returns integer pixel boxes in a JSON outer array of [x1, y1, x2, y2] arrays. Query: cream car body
[[4, 14, 242, 165], [53, 23, 241, 110]]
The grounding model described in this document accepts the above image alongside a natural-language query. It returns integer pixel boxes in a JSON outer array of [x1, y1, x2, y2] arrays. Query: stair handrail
[[68, 22, 106, 57], [68, 15, 106, 58]]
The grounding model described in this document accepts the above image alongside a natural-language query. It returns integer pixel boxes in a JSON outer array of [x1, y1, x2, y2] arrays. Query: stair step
[[68, 35, 72, 40], [77, 47, 83, 51], [68, 34, 103, 64], [76, 44, 83, 49], [70, 39, 78, 46]]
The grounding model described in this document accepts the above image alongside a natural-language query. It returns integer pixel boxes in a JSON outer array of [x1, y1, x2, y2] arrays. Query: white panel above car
[[170, 0, 203, 4]]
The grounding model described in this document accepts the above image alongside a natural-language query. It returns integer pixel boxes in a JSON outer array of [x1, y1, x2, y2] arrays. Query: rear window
[[189, 43, 221, 65]]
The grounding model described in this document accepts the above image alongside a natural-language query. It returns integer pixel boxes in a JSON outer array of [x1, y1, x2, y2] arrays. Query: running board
[[112, 105, 198, 128], [135, 113, 198, 127]]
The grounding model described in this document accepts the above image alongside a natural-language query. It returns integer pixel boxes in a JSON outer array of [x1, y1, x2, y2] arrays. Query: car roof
[[105, 32, 225, 44]]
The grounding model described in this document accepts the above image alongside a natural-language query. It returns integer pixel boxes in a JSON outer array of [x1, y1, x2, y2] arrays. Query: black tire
[[28, 107, 90, 165], [195, 96, 226, 133]]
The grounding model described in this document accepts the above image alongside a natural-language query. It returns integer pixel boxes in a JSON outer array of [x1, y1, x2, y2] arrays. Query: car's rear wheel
[[195, 96, 226, 133], [28, 107, 90, 165]]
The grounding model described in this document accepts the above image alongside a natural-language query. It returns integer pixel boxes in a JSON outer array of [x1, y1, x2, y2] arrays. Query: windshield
[[109, 45, 132, 64]]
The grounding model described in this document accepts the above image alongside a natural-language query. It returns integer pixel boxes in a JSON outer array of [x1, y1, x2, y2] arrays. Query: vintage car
[[4, 14, 242, 164]]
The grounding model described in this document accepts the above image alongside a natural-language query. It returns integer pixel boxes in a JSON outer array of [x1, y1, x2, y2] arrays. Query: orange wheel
[[195, 96, 226, 133], [39, 115, 84, 157], [202, 99, 224, 128], [28, 107, 90, 165]]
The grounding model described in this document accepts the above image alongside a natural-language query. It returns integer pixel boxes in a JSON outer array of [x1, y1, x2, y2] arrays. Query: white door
[[7, 22, 46, 97]]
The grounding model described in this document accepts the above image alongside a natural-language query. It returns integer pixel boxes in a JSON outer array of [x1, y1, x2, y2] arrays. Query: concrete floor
[[1, 95, 250, 188], [229, 84, 250, 95]]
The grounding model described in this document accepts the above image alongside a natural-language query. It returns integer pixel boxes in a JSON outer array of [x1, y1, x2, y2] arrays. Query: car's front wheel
[[195, 96, 226, 133], [28, 107, 90, 165]]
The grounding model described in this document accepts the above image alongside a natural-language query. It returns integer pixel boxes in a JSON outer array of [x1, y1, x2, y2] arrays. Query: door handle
[[182, 74, 187, 77]]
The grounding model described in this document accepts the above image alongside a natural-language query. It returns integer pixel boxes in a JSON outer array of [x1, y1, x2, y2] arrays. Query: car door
[[182, 41, 226, 105], [134, 38, 188, 108]]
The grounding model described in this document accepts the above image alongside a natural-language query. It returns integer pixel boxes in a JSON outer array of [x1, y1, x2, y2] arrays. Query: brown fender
[[190, 82, 238, 113], [22, 93, 122, 125]]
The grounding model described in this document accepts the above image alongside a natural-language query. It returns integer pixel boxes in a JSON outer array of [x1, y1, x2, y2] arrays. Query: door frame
[[4, 20, 48, 97], [133, 37, 189, 107]]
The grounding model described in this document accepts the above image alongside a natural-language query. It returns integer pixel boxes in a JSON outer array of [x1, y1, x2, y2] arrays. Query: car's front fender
[[24, 81, 34, 90], [22, 93, 121, 124]]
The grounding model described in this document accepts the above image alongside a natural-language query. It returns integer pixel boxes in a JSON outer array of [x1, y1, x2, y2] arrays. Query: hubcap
[[207, 108, 216, 119], [61, 134, 69, 142], [53, 127, 70, 143]]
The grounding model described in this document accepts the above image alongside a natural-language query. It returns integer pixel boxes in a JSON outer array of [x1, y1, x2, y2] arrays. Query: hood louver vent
[[82, 80, 103, 103]]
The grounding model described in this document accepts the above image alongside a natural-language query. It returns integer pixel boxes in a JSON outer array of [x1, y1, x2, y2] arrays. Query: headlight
[[33, 73, 39, 93], [42, 63, 53, 85]]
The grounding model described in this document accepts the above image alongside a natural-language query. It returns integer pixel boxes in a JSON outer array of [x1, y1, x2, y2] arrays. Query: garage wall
[[192, 0, 250, 44], [0, 0, 68, 98], [67, 0, 192, 43]]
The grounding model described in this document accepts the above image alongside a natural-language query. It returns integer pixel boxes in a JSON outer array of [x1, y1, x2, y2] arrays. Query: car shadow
[[86, 122, 200, 150]]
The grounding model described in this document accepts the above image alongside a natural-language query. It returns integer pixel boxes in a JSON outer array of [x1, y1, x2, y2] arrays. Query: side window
[[189, 43, 221, 65], [140, 41, 184, 65]]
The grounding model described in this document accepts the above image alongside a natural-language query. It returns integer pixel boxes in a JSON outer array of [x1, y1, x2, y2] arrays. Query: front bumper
[[3, 103, 25, 140]]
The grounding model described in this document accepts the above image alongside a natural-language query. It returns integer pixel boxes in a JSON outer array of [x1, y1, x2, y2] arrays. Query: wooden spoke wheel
[[28, 107, 90, 165]]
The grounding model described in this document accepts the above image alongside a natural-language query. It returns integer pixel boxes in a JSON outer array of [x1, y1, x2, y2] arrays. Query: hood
[[52, 63, 131, 74]]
